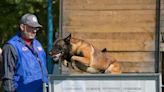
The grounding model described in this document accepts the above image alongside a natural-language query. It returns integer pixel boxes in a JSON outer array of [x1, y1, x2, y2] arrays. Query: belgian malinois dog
[[49, 34, 121, 74]]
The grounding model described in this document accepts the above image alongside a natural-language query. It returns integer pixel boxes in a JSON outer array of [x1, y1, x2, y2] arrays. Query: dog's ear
[[64, 33, 71, 43]]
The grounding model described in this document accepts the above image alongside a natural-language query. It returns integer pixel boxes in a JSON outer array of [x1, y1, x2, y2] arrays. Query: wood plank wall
[[62, 0, 156, 73], [160, 0, 164, 86]]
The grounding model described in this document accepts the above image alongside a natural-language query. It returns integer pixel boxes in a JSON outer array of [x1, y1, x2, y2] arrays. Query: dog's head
[[49, 33, 72, 62]]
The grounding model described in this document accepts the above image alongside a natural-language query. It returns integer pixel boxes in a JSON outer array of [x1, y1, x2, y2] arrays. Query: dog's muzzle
[[49, 50, 64, 61], [53, 53, 62, 61]]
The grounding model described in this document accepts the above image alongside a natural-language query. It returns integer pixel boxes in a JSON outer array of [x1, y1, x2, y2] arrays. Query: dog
[[49, 34, 121, 74]]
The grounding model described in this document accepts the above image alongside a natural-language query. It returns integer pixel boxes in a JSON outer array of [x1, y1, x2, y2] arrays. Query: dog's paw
[[86, 67, 100, 73], [63, 60, 69, 67]]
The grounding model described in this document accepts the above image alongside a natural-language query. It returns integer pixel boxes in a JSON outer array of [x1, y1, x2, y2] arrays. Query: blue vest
[[8, 33, 48, 92]]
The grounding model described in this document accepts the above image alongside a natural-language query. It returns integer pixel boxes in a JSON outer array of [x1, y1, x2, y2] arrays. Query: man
[[2, 13, 48, 92]]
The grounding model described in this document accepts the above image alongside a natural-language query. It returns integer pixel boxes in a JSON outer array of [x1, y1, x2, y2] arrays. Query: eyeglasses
[[25, 25, 40, 32]]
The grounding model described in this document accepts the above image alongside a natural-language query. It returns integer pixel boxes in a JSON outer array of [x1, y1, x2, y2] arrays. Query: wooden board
[[63, 10, 155, 31], [107, 52, 155, 62], [63, 0, 155, 10]]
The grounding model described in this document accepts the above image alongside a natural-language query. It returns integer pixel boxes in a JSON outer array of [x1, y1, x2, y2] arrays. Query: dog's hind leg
[[105, 62, 122, 74]]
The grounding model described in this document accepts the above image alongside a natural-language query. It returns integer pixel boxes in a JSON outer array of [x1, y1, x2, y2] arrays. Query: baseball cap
[[20, 13, 42, 28]]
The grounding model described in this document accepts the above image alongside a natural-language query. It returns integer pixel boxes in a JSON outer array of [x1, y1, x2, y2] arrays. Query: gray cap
[[20, 13, 42, 28]]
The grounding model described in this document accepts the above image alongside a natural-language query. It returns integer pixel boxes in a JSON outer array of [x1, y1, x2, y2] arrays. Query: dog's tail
[[101, 48, 109, 52]]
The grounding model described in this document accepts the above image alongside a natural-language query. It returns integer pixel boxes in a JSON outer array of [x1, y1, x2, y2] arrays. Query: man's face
[[21, 24, 39, 40]]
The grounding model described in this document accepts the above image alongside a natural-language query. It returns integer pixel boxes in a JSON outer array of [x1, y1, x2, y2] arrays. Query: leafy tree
[[0, 0, 59, 51]]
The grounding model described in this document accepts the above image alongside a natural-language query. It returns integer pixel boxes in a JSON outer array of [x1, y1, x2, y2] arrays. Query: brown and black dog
[[49, 34, 121, 74]]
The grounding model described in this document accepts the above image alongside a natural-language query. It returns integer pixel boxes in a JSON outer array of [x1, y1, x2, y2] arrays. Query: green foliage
[[0, 0, 59, 50]]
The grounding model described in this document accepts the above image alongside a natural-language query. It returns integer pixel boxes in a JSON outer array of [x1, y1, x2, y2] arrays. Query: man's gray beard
[[24, 31, 36, 39]]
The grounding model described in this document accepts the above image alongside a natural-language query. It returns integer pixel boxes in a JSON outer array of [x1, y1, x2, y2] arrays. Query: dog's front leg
[[71, 56, 90, 66]]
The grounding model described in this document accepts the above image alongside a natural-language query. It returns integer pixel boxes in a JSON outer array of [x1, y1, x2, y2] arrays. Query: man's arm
[[2, 44, 17, 92]]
